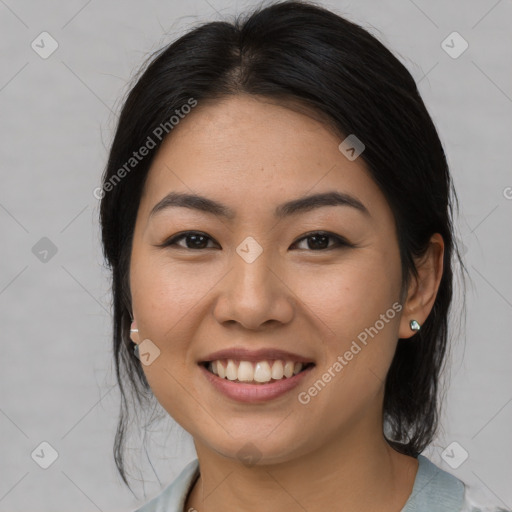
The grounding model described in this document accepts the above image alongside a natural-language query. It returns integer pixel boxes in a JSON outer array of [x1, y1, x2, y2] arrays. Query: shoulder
[[401, 454, 465, 511], [402, 455, 511, 512], [131, 459, 200, 512]]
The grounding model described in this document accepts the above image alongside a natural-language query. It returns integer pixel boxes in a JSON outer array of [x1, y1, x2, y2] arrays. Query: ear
[[398, 233, 444, 339], [130, 320, 140, 344]]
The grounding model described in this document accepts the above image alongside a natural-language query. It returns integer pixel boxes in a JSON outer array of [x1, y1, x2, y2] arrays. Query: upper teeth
[[208, 359, 305, 383]]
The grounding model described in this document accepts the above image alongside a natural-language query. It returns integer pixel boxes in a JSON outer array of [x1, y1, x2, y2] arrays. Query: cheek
[[293, 252, 402, 401], [130, 253, 213, 337], [129, 254, 210, 424], [294, 253, 401, 340]]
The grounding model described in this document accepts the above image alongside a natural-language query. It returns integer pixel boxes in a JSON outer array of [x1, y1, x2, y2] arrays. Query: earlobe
[[398, 273, 423, 339], [130, 320, 140, 343], [398, 233, 444, 339]]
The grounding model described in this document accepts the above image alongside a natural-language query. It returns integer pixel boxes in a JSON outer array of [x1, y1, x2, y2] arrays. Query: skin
[[129, 94, 444, 512]]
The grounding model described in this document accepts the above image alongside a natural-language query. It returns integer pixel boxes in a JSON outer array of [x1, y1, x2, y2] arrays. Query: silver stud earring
[[410, 320, 421, 332], [130, 327, 139, 357]]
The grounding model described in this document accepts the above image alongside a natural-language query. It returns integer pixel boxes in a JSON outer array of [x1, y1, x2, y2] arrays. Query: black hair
[[99, 0, 465, 491]]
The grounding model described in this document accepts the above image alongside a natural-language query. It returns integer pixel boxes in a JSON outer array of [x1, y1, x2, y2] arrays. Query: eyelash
[[158, 231, 352, 251]]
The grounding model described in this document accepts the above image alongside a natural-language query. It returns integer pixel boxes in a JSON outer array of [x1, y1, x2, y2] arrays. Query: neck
[[185, 421, 418, 512]]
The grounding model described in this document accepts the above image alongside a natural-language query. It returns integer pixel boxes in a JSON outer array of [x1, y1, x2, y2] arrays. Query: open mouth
[[200, 359, 315, 385]]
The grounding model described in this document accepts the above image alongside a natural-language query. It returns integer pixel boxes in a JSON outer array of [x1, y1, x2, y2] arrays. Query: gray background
[[0, 0, 511, 510]]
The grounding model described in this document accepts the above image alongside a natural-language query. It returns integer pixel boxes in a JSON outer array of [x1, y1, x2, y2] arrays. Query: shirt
[[132, 454, 509, 512]]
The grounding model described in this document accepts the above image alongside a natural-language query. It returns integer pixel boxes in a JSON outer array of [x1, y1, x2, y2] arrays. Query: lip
[[199, 363, 315, 403], [199, 347, 314, 364]]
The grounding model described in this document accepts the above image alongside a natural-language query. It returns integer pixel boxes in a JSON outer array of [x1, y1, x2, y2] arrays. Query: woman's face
[[129, 94, 407, 464]]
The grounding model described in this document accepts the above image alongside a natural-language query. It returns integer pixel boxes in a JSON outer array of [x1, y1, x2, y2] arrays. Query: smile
[[199, 360, 315, 403], [202, 359, 315, 384]]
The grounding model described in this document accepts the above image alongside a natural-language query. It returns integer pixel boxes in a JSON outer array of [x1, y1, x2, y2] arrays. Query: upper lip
[[199, 347, 315, 364]]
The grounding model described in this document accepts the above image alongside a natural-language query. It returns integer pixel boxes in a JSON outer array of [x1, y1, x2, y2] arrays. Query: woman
[[98, 1, 508, 511]]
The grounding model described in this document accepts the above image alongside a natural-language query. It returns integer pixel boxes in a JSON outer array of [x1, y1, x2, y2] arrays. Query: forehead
[[138, 95, 389, 222]]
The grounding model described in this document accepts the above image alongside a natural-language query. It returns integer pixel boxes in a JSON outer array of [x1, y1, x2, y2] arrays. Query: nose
[[212, 249, 295, 330]]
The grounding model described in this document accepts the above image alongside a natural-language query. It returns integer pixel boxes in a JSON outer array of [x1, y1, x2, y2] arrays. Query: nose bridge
[[213, 235, 294, 328], [232, 236, 276, 304]]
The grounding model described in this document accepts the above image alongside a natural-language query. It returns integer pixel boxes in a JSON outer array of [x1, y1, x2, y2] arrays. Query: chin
[[195, 428, 313, 466]]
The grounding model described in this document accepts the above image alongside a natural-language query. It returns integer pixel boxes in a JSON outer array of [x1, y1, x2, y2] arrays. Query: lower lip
[[199, 364, 314, 403]]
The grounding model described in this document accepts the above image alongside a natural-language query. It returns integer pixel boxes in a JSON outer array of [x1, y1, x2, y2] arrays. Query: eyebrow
[[149, 190, 370, 220]]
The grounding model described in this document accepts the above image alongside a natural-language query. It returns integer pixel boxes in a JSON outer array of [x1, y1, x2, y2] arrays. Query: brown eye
[[291, 231, 351, 251], [158, 230, 351, 252], [161, 231, 218, 250]]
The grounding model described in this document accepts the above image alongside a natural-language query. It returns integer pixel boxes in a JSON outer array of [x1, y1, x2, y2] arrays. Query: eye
[[160, 231, 219, 250], [158, 230, 351, 251], [291, 231, 351, 251]]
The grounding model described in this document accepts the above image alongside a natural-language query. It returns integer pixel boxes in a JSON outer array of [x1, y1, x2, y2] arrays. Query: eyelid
[[156, 231, 218, 249], [292, 231, 352, 249], [157, 230, 353, 251]]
